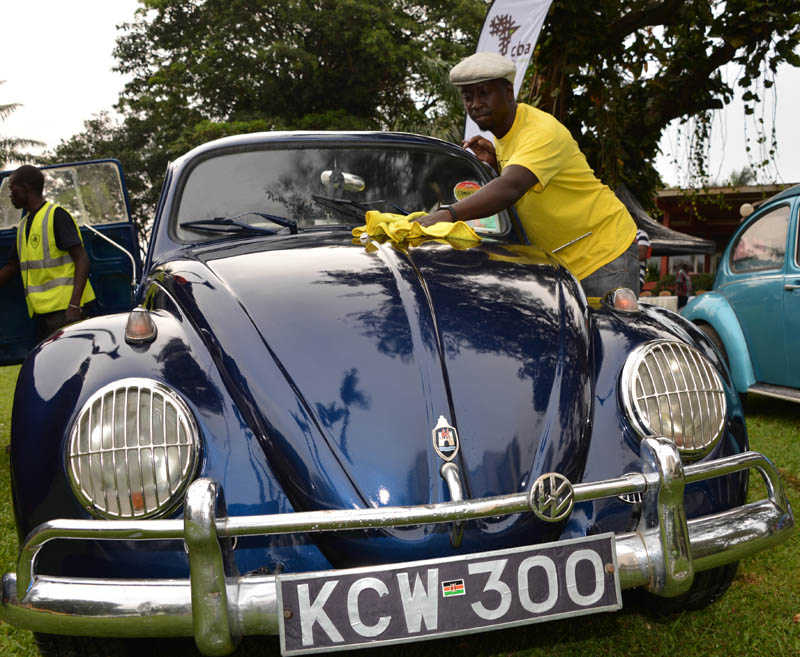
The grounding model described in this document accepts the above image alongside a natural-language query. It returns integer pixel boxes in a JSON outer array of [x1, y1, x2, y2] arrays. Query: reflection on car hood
[[165, 233, 593, 562]]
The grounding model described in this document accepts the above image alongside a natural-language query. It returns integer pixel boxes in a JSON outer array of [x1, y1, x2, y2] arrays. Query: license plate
[[277, 533, 621, 655]]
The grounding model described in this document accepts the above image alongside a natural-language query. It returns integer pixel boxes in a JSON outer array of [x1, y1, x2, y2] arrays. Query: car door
[[720, 202, 791, 387], [784, 200, 800, 388], [0, 159, 141, 365]]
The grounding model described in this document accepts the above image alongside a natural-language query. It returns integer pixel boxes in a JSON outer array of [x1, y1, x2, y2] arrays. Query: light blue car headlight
[[67, 378, 200, 519], [620, 340, 727, 461]]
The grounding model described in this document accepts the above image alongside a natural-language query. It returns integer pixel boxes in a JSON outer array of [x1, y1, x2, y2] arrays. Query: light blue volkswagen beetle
[[682, 184, 800, 403]]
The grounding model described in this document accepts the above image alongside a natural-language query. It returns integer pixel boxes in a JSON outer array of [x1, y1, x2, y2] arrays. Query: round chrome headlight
[[67, 378, 200, 518], [621, 340, 727, 460]]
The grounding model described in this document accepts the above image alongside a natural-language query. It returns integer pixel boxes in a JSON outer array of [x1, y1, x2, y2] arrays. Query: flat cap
[[449, 52, 516, 86]]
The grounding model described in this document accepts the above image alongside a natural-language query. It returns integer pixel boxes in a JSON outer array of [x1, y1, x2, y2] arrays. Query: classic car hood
[[162, 233, 592, 558]]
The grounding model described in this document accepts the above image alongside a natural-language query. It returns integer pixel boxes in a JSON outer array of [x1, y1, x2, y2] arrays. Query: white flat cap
[[449, 52, 516, 86]]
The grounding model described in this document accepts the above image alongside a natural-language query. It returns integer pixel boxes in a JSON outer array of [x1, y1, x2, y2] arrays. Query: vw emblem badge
[[432, 415, 459, 462], [529, 473, 574, 523]]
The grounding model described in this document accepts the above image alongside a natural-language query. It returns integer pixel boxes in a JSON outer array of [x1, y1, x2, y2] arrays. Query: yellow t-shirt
[[495, 103, 636, 280]]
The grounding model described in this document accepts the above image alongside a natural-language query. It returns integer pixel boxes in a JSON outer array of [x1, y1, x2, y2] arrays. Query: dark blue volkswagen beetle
[[1, 132, 794, 656]]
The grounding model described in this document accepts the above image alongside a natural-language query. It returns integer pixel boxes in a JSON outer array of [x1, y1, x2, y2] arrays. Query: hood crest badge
[[432, 415, 459, 462]]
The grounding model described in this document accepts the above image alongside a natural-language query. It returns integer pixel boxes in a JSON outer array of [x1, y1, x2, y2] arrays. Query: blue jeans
[[580, 242, 639, 297]]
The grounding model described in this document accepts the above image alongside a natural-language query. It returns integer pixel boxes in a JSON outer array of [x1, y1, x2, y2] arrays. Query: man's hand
[[414, 164, 537, 228], [65, 305, 82, 324], [414, 209, 452, 227], [463, 136, 498, 171], [0, 260, 20, 287]]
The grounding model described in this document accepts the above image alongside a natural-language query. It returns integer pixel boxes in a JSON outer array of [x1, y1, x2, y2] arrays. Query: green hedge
[[649, 272, 715, 296]]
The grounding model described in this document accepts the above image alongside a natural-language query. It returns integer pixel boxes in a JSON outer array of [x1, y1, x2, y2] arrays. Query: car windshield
[[172, 141, 508, 242]]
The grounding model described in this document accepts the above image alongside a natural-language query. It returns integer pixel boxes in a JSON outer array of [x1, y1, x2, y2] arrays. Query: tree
[[528, 0, 800, 203], [52, 112, 155, 242], [726, 165, 757, 187], [51, 0, 487, 228], [55, 0, 800, 225], [0, 81, 44, 170]]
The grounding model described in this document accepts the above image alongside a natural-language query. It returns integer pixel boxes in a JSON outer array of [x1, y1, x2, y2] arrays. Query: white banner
[[465, 0, 553, 141]]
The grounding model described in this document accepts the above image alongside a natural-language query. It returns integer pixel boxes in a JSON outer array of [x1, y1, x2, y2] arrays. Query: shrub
[[691, 272, 715, 291], [653, 273, 676, 296]]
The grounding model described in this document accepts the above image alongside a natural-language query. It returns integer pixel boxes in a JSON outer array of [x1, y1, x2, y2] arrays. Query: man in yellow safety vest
[[0, 165, 95, 341]]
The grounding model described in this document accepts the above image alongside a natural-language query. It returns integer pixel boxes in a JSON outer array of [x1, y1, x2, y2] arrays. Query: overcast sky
[[2, 0, 799, 187]]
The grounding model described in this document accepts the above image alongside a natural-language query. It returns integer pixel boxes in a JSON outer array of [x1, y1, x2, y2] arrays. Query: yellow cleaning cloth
[[352, 210, 481, 244]]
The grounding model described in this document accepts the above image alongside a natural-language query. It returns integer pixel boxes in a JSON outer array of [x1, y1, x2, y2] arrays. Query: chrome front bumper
[[0, 438, 794, 656]]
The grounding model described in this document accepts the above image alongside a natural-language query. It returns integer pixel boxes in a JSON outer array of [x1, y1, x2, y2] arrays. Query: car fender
[[681, 291, 755, 393], [9, 304, 333, 577]]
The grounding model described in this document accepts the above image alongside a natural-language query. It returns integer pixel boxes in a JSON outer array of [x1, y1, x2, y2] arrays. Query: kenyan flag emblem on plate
[[442, 579, 465, 597]]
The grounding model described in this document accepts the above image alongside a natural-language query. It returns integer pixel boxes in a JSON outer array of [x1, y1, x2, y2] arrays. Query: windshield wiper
[[312, 195, 410, 220], [180, 212, 298, 235]]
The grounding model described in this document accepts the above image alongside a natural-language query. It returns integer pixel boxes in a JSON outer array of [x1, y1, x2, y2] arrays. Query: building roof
[[616, 185, 717, 255]]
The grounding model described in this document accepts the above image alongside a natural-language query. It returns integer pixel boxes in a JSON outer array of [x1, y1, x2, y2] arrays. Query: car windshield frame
[[168, 139, 511, 244]]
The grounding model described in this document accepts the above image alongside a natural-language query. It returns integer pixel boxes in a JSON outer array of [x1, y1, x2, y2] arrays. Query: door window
[[730, 204, 790, 273], [0, 161, 128, 229]]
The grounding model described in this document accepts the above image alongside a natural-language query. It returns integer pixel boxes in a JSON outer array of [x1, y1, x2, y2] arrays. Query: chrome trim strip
[[746, 384, 800, 404], [3, 443, 793, 652], [439, 462, 463, 503], [82, 221, 139, 289], [440, 462, 464, 548]]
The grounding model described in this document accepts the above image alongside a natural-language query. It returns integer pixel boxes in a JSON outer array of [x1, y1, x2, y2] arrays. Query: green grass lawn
[[0, 365, 797, 657]]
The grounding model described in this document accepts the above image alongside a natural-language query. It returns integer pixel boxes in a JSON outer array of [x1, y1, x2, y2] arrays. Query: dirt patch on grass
[[738, 571, 765, 587], [778, 468, 800, 492]]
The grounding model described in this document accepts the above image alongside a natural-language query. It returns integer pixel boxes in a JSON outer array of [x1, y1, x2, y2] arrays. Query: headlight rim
[[621, 339, 727, 461], [66, 377, 201, 520]]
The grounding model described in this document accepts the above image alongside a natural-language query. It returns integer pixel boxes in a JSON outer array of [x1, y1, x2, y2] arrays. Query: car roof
[[172, 130, 461, 168], [762, 183, 800, 205]]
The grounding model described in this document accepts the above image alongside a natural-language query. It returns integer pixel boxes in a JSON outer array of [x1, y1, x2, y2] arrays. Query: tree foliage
[[0, 81, 44, 170], [529, 0, 800, 202], [51, 0, 800, 228], [54, 0, 487, 226]]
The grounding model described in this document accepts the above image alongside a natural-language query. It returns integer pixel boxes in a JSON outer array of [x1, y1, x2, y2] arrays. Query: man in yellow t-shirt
[[417, 52, 638, 296]]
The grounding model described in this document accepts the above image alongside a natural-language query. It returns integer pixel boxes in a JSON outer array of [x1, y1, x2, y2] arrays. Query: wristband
[[441, 205, 458, 221], [68, 304, 80, 310]]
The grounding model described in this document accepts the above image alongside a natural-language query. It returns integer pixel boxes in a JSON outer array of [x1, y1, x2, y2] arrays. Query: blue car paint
[[11, 309, 334, 578], [563, 303, 748, 539], [10, 132, 748, 581], [681, 184, 800, 392], [681, 291, 756, 393], [147, 238, 591, 565]]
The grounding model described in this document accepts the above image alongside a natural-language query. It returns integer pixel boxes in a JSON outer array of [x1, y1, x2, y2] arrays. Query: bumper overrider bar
[[0, 438, 794, 655]]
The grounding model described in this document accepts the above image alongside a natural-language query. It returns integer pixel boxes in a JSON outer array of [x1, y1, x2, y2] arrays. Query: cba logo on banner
[[489, 13, 532, 58]]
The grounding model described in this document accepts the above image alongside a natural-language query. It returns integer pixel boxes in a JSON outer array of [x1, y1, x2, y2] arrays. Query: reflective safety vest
[[17, 202, 96, 317]]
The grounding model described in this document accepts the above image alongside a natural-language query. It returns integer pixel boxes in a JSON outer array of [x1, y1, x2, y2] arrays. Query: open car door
[[0, 159, 141, 365]]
